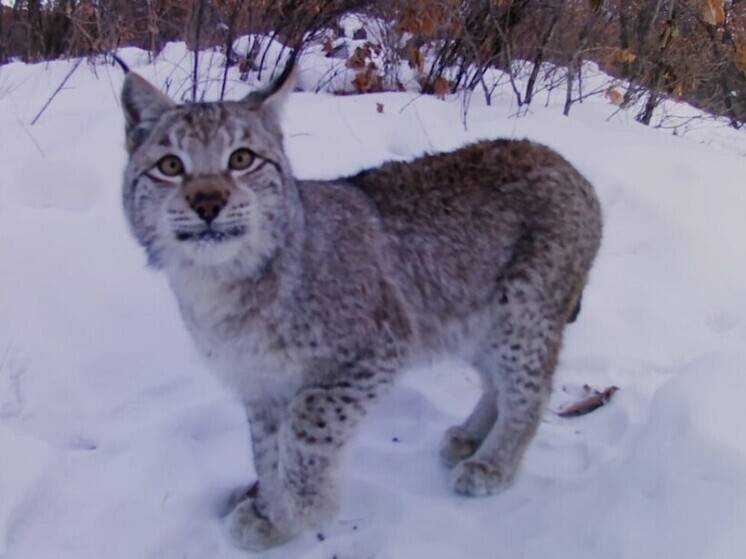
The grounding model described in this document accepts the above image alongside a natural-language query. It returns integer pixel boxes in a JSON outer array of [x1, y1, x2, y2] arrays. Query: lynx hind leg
[[440, 391, 497, 467], [451, 277, 563, 497]]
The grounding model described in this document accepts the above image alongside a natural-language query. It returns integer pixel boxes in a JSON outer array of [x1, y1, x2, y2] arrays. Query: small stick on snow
[[30, 58, 83, 126], [557, 386, 619, 418]]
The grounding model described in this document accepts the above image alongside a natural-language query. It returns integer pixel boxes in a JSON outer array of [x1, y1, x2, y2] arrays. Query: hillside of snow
[[1, 43, 746, 559]]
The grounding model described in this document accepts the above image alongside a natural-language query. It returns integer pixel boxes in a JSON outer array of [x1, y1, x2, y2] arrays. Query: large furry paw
[[439, 426, 481, 467], [224, 496, 293, 551], [451, 459, 510, 497]]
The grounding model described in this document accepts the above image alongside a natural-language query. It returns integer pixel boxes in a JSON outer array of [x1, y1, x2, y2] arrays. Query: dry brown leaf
[[396, 3, 452, 40], [432, 76, 451, 100], [617, 48, 637, 65], [322, 36, 334, 55], [346, 45, 371, 70], [407, 45, 424, 74], [606, 87, 624, 105], [702, 0, 725, 26], [352, 67, 382, 94], [558, 386, 619, 418], [735, 44, 746, 74]]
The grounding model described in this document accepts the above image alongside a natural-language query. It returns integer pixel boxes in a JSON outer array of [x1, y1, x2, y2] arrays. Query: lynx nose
[[187, 188, 229, 225]]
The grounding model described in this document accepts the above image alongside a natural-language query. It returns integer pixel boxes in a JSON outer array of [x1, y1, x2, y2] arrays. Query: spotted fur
[[120, 65, 602, 550]]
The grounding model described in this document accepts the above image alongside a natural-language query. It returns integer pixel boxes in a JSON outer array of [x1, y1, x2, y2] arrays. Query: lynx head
[[120, 59, 298, 276]]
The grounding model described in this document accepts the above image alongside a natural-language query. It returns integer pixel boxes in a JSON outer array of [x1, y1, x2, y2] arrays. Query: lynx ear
[[243, 51, 297, 119], [121, 72, 175, 153]]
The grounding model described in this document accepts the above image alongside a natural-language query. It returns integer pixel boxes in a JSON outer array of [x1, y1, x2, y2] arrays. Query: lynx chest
[[168, 272, 305, 401]]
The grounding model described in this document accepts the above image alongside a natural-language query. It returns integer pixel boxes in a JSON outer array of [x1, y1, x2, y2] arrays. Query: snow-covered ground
[[1, 43, 746, 559]]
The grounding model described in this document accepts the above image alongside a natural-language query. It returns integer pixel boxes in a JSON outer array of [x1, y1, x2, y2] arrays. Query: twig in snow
[[557, 385, 619, 418], [111, 53, 130, 73], [192, 0, 207, 102], [15, 115, 45, 157], [30, 58, 83, 126], [220, 0, 243, 101], [0, 344, 27, 419]]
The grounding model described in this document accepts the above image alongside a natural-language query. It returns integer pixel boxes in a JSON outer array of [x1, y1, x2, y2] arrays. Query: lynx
[[119, 59, 601, 550]]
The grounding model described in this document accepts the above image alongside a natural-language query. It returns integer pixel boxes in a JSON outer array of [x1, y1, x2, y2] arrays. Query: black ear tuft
[[243, 50, 298, 111]]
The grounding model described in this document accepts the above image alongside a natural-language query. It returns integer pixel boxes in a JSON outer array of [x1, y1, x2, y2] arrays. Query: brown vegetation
[[2, 0, 746, 127]]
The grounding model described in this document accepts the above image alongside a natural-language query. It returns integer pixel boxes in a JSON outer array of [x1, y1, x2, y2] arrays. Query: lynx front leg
[[227, 363, 392, 550], [275, 359, 397, 533], [278, 385, 367, 526], [226, 403, 295, 551]]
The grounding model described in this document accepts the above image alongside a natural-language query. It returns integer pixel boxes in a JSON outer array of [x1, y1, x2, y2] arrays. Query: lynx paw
[[451, 459, 509, 497], [225, 496, 292, 551], [439, 426, 480, 467]]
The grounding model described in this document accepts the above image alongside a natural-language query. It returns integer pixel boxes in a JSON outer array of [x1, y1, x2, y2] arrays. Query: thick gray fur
[[119, 66, 602, 550]]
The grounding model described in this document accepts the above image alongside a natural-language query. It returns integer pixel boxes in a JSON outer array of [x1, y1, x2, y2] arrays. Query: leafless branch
[[30, 57, 82, 125]]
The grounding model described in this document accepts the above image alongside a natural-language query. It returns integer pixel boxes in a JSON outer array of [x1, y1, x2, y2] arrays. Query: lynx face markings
[[120, 59, 602, 551], [122, 96, 293, 273]]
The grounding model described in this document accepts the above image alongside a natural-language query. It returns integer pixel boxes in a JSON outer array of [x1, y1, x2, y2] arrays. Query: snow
[[1, 42, 746, 558]]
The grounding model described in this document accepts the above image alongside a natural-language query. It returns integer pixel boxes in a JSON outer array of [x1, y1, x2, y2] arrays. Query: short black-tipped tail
[[567, 295, 582, 323]]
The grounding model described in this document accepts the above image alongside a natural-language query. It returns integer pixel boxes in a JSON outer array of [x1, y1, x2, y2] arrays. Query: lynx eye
[[156, 155, 185, 177], [228, 148, 256, 171]]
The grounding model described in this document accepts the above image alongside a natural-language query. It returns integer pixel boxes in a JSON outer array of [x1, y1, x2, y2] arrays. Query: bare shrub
[[3, 0, 746, 127]]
